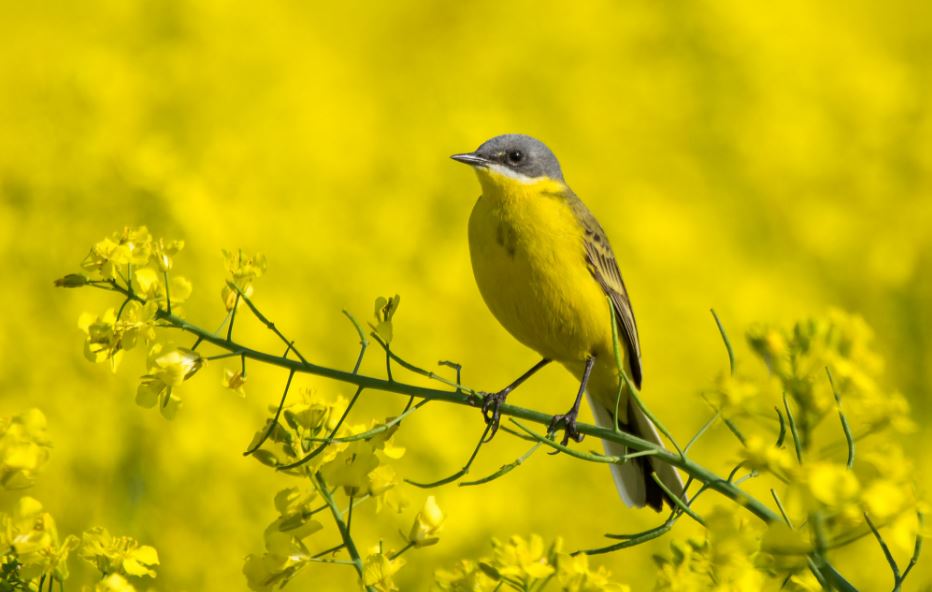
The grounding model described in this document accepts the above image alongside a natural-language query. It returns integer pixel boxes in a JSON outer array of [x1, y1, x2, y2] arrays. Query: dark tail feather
[[624, 398, 685, 511]]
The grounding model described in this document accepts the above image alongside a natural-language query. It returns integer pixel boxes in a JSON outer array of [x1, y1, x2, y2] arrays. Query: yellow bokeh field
[[1, 1, 930, 590]]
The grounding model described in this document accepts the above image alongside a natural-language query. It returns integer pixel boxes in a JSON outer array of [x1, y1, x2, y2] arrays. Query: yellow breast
[[467, 169, 614, 364]]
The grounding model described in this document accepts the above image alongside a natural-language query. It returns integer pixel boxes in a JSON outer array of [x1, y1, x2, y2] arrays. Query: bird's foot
[[479, 390, 509, 441], [548, 410, 584, 446]]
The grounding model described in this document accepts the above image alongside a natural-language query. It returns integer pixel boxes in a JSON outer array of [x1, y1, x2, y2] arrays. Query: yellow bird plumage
[[453, 134, 684, 510]]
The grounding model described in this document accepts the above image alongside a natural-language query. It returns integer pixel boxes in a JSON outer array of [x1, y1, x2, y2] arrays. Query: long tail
[[587, 393, 685, 511]]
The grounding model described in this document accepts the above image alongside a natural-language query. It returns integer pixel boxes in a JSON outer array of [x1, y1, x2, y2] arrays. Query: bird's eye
[[507, 150, 524, 164]]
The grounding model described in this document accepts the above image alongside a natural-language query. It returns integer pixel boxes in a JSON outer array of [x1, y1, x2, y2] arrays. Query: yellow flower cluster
[[80, 527, 160, 579], [433, 535, 629, 592], [354, 496, 446, 591], [654, 508, 775, 592], [247, 390, 403, 482], [221, 248, 267, 311], [64, 228, 223, 417], [746, 309, 913, 435], [243, 390, 424, 591], [662, 311, 924, 588], [1, 410, 160, 591], [77, 302, 158, 372], [0, 497, 78, 583], [242, 486, 324, 591], [80, 227, 192, 312]]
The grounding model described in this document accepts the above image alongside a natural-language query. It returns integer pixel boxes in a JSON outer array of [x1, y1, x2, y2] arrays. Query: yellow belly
[[467, 176, 614, 365]]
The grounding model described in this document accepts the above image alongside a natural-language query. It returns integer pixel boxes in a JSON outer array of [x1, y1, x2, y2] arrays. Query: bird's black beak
[[450, 152, 492, 167]]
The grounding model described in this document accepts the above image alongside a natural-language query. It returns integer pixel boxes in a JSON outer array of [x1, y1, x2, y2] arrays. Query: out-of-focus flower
[[745, 310, 898, 436], [78, 302, 158, 372], [783, 572, 823, 592], [319, 421, 405, 497], [88, 572, 137, 592], [0, 497, 79, 581], [0, 408, 52, 490], [153, 238, 184, 272], [489, 535, 554, 583], [81, 227, 153, 279], [433, 559, 498, 592], [371, 295, 401, 344], [136, 343, 204, 419], [221, 249, 267, 311], [246, 390, 348, 472], [319, 438, 381, 497], [78, 309, 123, 370], [739, 435, 795, 478], [222, 367, 247, 397], [131, 267, 192, 309], [799, 462, 860, 509], [435, 534, 629, 591], [243, 552, 304, 592], [653, 538, 709, 592], [263, 487, 323, 557], [704, 372, 783, 420], [80, 527, 159, 579], [407, 496, 444, 548], [362, 549, 405, 592], [654, 508, 770, 592], [551, 538, 629, 592], [367, 464, 405, 513]]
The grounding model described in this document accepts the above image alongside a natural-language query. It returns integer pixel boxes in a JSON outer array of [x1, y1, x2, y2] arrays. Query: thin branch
[[783, 393, 803, 464], [826, 367, 855, 469], [313, 473, 373, 591], [226, 293, 240, 342], [243, 369, 296, 456], [342, 309, 369, 374], [774, 406, 787, 447], [650, 472, 705, 527], [460, 441, 541, 487], [406, 423, 492, 488], [283, 384, 366, 467], [227, 281, 309, 364], [900, 511, 924, 587], [369, 332, 472, 395], [684, 411, 720, 453], [771, 489, 794, 528], [581, 514, 676, 556], [722, 417, 747, 446], [710, 308, 736, 376], [865, 512, 900, 582]]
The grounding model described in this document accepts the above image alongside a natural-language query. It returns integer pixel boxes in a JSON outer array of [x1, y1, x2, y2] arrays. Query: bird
[[451, 134, 685, 510]]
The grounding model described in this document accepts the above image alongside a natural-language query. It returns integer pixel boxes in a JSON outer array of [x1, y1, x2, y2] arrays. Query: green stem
[[389, 541, 415, 561], [313, 473, 373, 591], [163, 270, 172, 315], [710, 308, 735, 376], [406, 422, 492, 488], [227, 281, 309, 364], [826, 367, 855, 469]]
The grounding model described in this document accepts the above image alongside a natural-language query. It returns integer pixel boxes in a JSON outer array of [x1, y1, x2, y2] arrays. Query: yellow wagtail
[[452, 134, 684, 510]]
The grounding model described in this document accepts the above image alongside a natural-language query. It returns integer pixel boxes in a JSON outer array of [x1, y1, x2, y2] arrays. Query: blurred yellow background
[[1, 0, 930, 589]]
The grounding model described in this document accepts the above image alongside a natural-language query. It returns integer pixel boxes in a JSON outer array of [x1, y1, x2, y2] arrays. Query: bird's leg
[[549, 355, 596, 445], [480, 358, 551, 440]]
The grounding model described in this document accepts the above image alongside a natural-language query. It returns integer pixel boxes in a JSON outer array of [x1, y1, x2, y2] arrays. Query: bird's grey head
[[451, 134, 564, 181]]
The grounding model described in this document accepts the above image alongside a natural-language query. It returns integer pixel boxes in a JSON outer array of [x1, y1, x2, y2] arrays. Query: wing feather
[[565, 194, 643, 387]]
